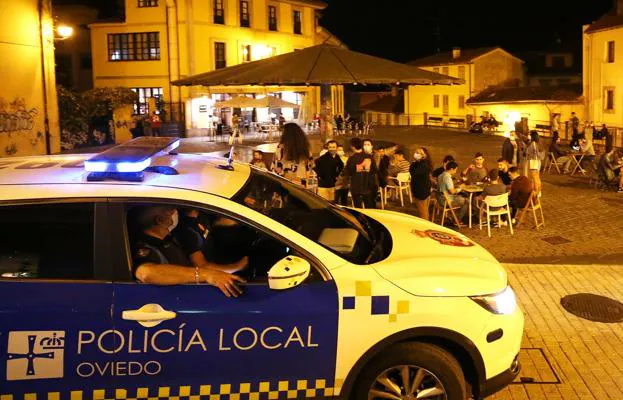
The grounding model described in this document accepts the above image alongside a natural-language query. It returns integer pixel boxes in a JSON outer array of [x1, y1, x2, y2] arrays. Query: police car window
[[125, 204, 316, 283], [0, 203, 95, 280], [232, 169, 392, 264]]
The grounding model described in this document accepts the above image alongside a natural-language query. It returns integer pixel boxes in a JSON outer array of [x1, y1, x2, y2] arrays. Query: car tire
[[353, 342, 468, 400]]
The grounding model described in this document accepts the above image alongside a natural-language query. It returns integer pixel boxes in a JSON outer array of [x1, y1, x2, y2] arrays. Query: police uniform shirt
[[133, 232, 192, 274], [174, 217, 217, 262]]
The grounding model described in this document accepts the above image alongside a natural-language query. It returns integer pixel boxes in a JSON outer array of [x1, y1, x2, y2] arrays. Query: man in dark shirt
[[344, 137, 378, 208], [497, 158, 512, 186], [314, 140, 344, 201], [132, 206, 246, 297], [508, 167, 533, 219], [432, 155, 455, 179]]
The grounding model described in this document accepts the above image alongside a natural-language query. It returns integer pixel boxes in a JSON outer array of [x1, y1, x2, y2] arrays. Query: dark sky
[[55, 0, 614, 61]]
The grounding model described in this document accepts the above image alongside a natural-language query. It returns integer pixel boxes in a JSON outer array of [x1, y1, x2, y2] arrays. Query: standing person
[[363, 139, 380, 204], [150, 111, 162, 137], [376, 147, 391, 194], [551, 113, 560, 137], [409, 147, 433, 220], [344, 137, 378, 208], [603, 124, 613, 153], [570, 112, 580, 148], [525, 131, 542, 196], [334, 145, 350, 206], [502, 131, 522, 166], [143, 114, 152, 137], [314, 140, 344, 201], [271, 123, 313, 186]]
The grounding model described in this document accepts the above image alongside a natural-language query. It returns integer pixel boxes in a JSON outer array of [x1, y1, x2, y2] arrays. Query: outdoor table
[[462, 184, 485, 228], [570, 153, 587, 176]]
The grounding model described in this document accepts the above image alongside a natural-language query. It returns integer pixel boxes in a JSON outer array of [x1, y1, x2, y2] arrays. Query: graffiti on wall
[[0, 98, 38, 133]]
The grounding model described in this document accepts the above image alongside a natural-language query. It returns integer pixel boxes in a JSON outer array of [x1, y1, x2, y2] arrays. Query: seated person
[[579, 134, 596, 169], [251, 150, 268, 170], [497, 159, 512, 186], [549, 132, 574, 174], [508, 167, 533, 220], [388, 149, 411, 177], [475, 169, 508, 223], [132, 206, 246, 297], [437, 161, 468, 226], [432, 155, 455, 180], [600, 148, 623, 192], [461, 152, 489, 184]]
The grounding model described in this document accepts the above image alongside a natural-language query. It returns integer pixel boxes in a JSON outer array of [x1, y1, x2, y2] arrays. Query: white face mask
[[337, 150, 345, 157], [168, 210, 179, 232], [363, 145, 373, 154], [413, 153, 422, 161]]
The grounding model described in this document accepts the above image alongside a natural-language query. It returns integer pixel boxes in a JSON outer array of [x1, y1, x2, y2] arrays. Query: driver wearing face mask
[[132, 206, 246, 297]]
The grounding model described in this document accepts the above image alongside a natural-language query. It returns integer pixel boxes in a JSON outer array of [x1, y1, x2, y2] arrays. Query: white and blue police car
[[0, 138, 523, 400]]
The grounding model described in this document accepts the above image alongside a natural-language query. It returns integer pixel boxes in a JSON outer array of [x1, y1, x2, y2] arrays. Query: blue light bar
[[84, 137, 179, 174]]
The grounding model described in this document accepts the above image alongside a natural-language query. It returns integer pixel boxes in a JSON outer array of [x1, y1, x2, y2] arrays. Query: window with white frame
[[131, 87, 163, 115], [107, 32, 160, 61], [433, 95, 440, 108]]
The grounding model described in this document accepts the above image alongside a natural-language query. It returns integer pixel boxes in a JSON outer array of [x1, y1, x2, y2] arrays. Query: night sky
[[55, 0, 615, 61]]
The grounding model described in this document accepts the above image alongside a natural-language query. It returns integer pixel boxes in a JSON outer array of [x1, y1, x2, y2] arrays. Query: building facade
[[518, 49, 582, 88], [404, 47, 524, 125], [0, 0, 60, 157], [583, 2, 623, 129], [54, 4, 98, 92], [90, 0, 342, 130]]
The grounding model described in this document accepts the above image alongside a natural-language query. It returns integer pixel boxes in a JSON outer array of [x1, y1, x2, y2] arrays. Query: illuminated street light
[[55, 24, 73, 40]]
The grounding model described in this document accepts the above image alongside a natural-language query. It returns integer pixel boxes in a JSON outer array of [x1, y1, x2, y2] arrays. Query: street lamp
[[55, 24, 73, 40]]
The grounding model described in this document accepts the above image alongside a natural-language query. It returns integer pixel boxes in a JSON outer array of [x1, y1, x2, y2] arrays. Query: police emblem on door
[[6, 331, 65, 380]]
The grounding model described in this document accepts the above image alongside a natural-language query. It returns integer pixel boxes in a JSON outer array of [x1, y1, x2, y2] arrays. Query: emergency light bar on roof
[[84, 137, 180, 182]]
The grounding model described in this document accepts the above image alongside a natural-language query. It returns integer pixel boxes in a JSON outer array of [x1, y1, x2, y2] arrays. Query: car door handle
[[122, 303, 176, 328]]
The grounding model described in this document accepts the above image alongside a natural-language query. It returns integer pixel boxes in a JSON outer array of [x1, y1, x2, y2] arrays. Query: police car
[[0, 138, 522, 400]]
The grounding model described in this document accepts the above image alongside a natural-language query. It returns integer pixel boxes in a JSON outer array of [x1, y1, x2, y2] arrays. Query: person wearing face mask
[[314, 140, 344, 201], [409, 148, 433, 220], [132, 206, 246, 297], [344, 138, 378, 208], [502, 131, 523, 167]]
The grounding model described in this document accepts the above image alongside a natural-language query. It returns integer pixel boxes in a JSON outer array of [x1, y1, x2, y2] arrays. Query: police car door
[[0, 201, 114, 399], [109, 201, 339, 399]]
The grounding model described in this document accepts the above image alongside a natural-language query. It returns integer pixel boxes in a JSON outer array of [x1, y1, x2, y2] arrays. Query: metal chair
[[479, 193, 513, 237], [385, 172, 412, 207]]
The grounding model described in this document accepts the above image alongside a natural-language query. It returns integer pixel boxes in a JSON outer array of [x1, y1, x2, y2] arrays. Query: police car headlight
[[470, 286, 517, 315]]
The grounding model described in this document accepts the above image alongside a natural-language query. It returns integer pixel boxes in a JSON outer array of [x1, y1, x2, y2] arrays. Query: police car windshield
[[233, 168, 390, 264]]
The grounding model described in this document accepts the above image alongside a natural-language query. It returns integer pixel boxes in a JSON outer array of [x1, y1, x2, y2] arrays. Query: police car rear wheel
[[355, 342, 467, 400]]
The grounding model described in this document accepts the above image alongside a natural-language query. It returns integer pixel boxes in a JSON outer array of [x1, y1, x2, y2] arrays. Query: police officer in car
[[132, 206, 247, 297]]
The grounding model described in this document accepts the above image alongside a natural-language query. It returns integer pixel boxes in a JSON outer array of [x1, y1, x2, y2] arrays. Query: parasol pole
[[319, 84, 333, 144]]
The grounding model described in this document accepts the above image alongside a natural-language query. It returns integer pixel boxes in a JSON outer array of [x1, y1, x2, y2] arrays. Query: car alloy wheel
[[368, 365, 447, 400]]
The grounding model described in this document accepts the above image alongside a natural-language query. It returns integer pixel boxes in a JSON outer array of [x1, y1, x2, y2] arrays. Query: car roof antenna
[[218, 145, 235, 171]]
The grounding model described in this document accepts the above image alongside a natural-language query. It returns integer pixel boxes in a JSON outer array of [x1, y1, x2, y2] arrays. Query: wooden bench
[[427, 116, 444, 126], [447, 118, 466, 128], [534, 124, 551, 133]]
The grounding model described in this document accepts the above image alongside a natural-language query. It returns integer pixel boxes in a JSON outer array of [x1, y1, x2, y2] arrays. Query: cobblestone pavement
[[489, 263, 623, 400]]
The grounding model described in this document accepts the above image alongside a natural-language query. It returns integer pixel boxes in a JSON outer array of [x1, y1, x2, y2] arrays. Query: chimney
[[452, 47, 461, 59]]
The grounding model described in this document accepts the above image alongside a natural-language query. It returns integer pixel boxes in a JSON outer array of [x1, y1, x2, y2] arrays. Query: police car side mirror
[[268, 256, 311, 291]]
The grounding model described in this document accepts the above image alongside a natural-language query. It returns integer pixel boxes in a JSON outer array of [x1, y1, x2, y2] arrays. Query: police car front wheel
[[354, 342, 467, 400]]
